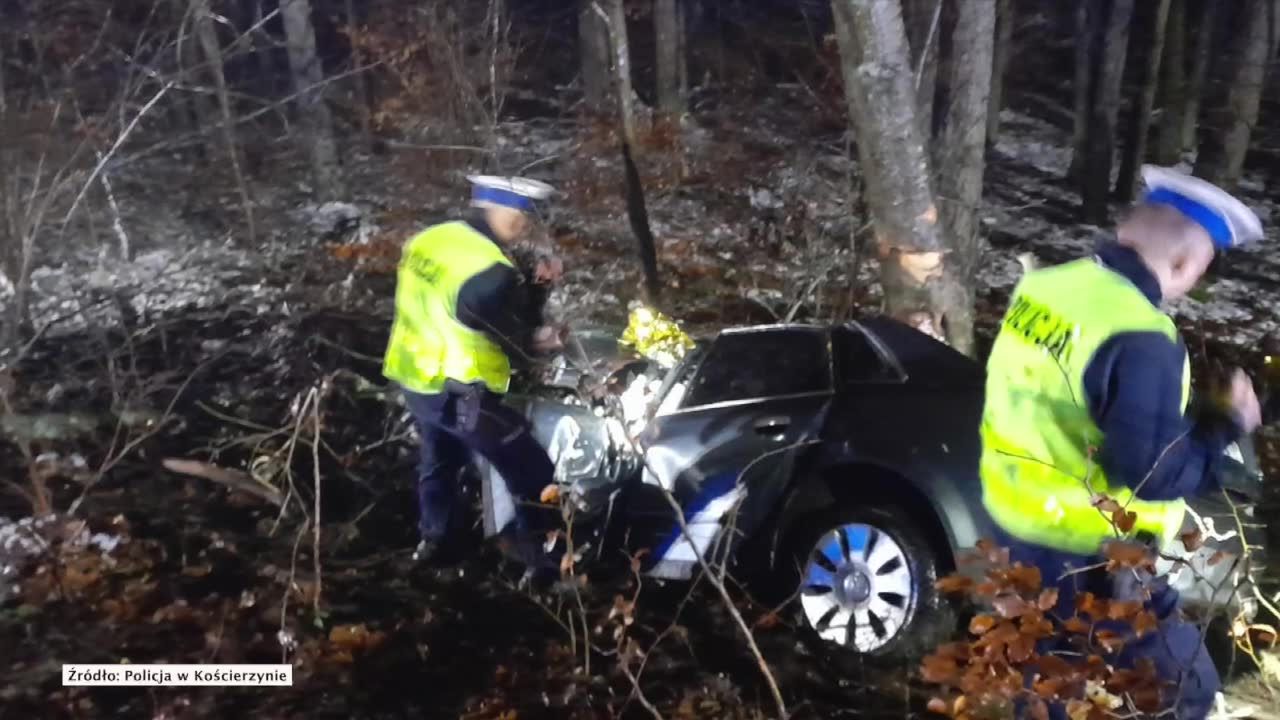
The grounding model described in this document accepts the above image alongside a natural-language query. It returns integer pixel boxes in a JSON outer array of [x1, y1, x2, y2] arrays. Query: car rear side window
[[833, 325, 902, 384], [683, 328, 831, 407]]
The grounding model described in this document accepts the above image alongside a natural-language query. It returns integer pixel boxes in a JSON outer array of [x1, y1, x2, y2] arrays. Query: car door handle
[[753, 416, 791, 435]]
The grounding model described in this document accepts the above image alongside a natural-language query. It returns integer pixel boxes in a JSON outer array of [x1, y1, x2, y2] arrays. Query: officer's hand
[[531, 324, 565, 353], [534, 255, 564, 284], [1227, 367, 1263, 434]]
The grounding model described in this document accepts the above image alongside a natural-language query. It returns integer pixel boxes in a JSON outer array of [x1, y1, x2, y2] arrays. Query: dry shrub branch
[[921, 447, 1278, 720]]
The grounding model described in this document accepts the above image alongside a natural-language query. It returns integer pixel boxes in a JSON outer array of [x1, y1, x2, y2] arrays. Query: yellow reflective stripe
[[981, 430, 1186, 554]]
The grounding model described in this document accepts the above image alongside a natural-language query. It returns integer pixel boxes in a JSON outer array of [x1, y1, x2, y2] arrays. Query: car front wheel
[[782, 505, 955, 663]]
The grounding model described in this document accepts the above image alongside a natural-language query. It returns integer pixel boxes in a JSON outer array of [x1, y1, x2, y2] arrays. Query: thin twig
[[312, 381, 324, 614], [59, 81, 175, 230]]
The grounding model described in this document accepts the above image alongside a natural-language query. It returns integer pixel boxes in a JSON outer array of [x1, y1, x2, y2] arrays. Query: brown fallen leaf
[[1180, 528, 1204, 552], [1038, 587, 1060, 611], [992, 593, 1031, 618], [1007, 633, 1036, 663], [1111, 508, 1137, 533], [1095, 629, 1126, 653], [1063, 616, 1091, 634], [969, 614, 997, 635], [936, 574, 975, 594], [921, 655, 960, 685], [328, 623, 387, 654], [1091, 496, 1122, 514]]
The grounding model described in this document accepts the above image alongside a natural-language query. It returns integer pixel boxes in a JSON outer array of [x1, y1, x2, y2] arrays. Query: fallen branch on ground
[[161, 458, 285, 506]]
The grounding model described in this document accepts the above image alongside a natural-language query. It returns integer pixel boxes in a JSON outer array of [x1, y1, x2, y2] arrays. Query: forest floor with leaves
[[3, 84, 1280, 718]]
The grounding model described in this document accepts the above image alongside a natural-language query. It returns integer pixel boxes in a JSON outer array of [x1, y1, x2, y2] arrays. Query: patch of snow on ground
[[25, 239, 289, 336]]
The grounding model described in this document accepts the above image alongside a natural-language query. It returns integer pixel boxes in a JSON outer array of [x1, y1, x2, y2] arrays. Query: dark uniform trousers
[[403, 381, 556, 557], [994, 527, 1219, 720]]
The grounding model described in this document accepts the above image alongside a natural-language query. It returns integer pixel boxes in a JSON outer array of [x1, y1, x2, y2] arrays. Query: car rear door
[[627, 326, 834, 579]]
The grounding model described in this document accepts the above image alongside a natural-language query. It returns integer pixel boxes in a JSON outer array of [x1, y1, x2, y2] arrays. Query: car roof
[[708, 317, 984, 386]]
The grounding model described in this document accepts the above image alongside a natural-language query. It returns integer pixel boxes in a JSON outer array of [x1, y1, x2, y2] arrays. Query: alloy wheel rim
[[800, 522, 915, 653]]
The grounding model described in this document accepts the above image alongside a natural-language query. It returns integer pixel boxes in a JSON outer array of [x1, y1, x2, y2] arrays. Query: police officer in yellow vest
[[980, 165, 1263, 719], [383, 175, 566, 569]]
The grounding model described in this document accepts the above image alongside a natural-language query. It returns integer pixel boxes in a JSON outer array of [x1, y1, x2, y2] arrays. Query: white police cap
[[467, 175, 555, 212], [1139, 164, 1263, 250]]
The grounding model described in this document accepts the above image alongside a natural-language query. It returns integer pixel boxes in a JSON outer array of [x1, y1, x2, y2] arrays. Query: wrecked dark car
[[475, 317, 1268, 661]]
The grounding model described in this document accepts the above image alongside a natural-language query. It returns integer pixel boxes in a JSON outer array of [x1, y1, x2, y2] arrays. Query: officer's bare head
[[482, 204, 531, 243], [1115, 202, 1216, 301]]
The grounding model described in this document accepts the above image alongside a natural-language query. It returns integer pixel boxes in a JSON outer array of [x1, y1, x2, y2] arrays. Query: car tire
[[778, 504, 956, 665]]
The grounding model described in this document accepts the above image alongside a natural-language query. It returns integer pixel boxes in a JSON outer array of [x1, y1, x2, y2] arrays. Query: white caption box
[[63, 664, 293, 687]]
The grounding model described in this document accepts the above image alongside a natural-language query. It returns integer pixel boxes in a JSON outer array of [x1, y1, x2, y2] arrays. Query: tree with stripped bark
[[829, 0, 973, 354]]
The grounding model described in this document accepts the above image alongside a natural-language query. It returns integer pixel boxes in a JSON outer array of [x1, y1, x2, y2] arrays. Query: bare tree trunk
[[192, 0, 256, 241], [830, 0, 968, 351], [600, 0, 638, 146], [655, 0, 686, 114], [1154, 0, 1186, 165], [1182, 1, 1220, 153], [1116, 0, 1172, 202], [0, 30, 7, 117], [902, 0, 940, 144], [1080, 0, 1134, 225], [579, 0, 612, 112], [1068, 0, 1102, 182], [281, 0, 343, 199], [986, 0, 1014, 147], [344, 0, 373, 152], [677, 1, 689, 98], [251, 0, 275, 96], [173, 0, 216, 160], [1194, 0, 1272, 189], [933, 0, 994, 356]]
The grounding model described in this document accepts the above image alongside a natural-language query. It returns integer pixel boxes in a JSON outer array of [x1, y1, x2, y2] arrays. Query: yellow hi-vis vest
[[382, 221, 515, 395], [979, 258, 1191, 557]]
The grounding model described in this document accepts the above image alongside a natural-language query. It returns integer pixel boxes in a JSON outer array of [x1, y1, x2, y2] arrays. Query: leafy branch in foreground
[[922, 537, 1171, 720]]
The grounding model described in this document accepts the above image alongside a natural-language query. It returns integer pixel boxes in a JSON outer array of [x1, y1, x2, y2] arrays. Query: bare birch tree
[[830, 0, 969, 352], [192, 0, 255, 240], [598, 0, 638, 146], [280, 0, 342, 199], [655, 0, 686, 115], [172, 0, 217, 160], [1194, 0, 1271, 190], [579, 0, 612, 112], [1116, 0, 1172, 202]]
